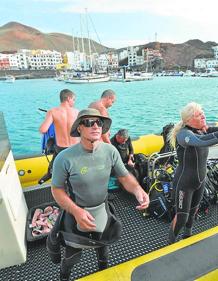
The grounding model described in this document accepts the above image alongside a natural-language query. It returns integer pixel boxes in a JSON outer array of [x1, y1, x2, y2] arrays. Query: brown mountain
[[0, 21, 111, 54], [0, 22, 217, 70]]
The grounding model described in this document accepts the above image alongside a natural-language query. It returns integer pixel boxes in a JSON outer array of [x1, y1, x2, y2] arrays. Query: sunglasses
[[80, 118, 104, 128]]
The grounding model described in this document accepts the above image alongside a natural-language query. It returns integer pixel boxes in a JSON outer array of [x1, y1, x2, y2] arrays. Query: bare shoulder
[[89, 101, 108, 117], [71, 107, 79, 117], [50, 106, 62, 114], [72, 108, 79, 114], [88, 101, 98, 109]]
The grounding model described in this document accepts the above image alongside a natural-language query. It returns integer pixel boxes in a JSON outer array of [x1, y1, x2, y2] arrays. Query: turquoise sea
[[0, 77, 218, 157]]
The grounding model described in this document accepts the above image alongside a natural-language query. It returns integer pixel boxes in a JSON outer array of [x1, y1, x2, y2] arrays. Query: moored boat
[[110, 71, 153, 82], [65, 74, 110, 84], [200, 68, 218, 77], [4, 75, 15, 83]]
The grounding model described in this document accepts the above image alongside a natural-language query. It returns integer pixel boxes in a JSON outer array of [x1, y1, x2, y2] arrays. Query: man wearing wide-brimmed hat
[[47, 108, 149, 281]]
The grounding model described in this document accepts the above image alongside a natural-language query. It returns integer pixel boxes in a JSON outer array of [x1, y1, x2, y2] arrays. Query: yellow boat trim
[[15, 155, 52, 188], [196, 269, 218, 281], [132, 134, 163, 155], [15, 134, 164, 189], [77, 226, 218, 281]]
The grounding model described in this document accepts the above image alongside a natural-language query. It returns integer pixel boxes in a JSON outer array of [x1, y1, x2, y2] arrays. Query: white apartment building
[[65, 51, 100, 71], [118, 50, 128, 61], [136, 56, 144, 65], [127, 46, 139, 66], [107, 53, 119, 69], [194, 58, 207, 69], [16, 51, 28, 69], [194, 46, 218, 69], [206, 59, 218, 68], [27, 50, 62, 70], [96, 54, 108, 71], [65, 51, 87, 71], [212, 46, 218, 60], [0, 51, 29, 70]]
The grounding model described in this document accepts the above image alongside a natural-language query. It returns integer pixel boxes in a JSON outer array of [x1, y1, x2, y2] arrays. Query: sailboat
[[64, 10, 110, 84]]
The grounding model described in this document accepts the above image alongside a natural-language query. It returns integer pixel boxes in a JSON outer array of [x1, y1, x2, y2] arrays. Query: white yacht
[[110, 71, 153, 82], [200, 68, 218, 77]]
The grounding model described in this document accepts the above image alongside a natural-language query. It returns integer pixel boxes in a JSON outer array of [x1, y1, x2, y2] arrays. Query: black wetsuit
[[110, 135, 134, 164], [110, 135, 139, 179], [172, 125, 218, 239]]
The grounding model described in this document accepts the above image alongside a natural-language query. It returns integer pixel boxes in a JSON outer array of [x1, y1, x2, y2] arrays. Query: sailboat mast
[[80, 14, 86, 71], [85, 8, 92, 71], [76, 32, 80, 53], [80, 15, 85, 54], [146, 48, 149, 72], [72, 29, 75, 52]]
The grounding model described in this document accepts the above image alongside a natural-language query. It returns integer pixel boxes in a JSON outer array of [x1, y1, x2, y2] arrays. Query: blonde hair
[[169, 102, 202, 147]]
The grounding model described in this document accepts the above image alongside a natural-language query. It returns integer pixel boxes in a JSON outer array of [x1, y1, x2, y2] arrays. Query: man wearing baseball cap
[[47, 108, 149, 281]]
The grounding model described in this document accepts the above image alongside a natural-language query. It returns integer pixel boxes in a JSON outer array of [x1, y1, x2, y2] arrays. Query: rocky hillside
[[145, 40, 217, 69], [0, 22, 217, 69], [0, 22, 111, 54], [118, 40, 217, 70]]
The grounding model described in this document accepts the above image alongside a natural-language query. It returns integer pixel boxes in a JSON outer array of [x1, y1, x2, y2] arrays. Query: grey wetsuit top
[[52, 142, 128, 207]]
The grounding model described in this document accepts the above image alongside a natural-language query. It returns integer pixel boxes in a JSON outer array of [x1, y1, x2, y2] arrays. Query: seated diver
[[110, 129, 139, 180]]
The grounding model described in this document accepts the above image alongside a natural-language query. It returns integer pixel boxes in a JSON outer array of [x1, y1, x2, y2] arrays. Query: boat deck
[[1, 186, 218, 281]]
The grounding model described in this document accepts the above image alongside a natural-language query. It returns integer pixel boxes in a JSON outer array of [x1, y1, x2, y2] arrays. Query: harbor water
[[0, 77, 217, 157]]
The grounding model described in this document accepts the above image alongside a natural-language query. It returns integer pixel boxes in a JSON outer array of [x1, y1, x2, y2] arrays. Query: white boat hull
[[5, 75, 15, 83], [110, 72, 153, 82], [65, 75, 110, 84]]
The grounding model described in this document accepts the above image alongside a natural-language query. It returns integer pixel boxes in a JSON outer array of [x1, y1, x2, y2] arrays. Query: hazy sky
[[1, 0, 217, 48]]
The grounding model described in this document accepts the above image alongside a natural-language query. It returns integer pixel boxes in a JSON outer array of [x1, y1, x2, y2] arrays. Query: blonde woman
[[169, 102, 218, 243]]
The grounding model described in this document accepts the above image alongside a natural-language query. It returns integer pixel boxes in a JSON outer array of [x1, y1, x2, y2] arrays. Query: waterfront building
[[0, 51, 29, 70], [127, 46, 140, 66], [95, 52, 118, 71], [118, 50, 128, 61], [212, 46, 218, 60], [16, 50, 29, 69], [65, 51, 86, 71], [96, 54, 108, 72], [27, 50, 62, 70], [194, 58, 207, 69], [0, 54, 10, 69], [194, 45, 218, 70], [107, 52, 119, 70], [206, 59, 218, 69]]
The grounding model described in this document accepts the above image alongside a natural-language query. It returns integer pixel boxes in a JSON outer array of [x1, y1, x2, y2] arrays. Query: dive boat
[[1, 111, 218, 281]]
